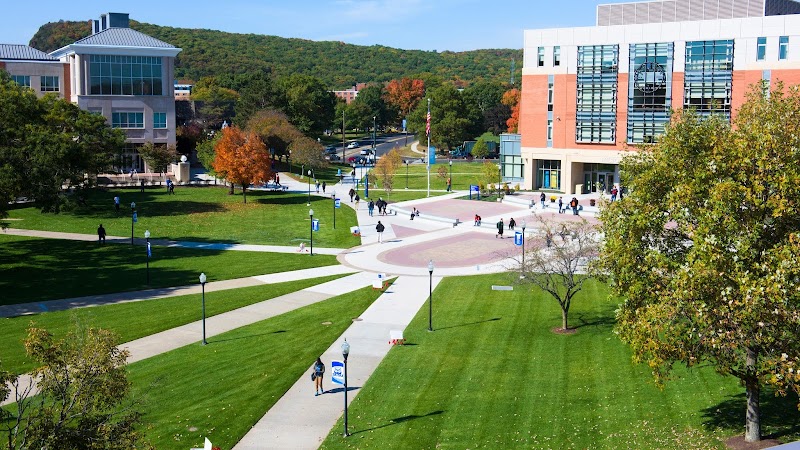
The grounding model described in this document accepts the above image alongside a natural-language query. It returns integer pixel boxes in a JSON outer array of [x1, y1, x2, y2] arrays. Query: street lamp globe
[[144, 230, 150, 239], [341, 339, 350, 358], [130, 202, 136, 209], [199, 273, 207, 284], [309, 209, 314, 217], [428, 260, 434, 274]]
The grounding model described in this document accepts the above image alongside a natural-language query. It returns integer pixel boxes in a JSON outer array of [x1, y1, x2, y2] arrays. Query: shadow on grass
[[326, 385, 361, 394], [212, 329, 288, 344], [351, 410, 445, 435], [701, 390, 800, 441], [436, 317, 501, 331]]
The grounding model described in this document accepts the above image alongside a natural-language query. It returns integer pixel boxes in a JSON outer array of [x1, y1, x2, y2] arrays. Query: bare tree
[[517, 217, 601, 330]]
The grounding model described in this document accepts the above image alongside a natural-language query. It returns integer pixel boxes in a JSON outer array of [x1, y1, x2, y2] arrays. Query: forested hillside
[[29, 20, 521, 89]]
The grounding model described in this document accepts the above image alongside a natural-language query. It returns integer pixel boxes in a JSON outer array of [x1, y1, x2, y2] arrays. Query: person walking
[[368, 200, 375, 217], [114, 196, 120, 213], [496, 218, 505, 238], [558, 197, 564, 214], [571, 197, 579, 215], [349, 188, 355, 202], [313, 357, 325, 396], [315, 180, 320, 193], [610, 186, 618, 202], [508, 217, 516, 230], [376, 220, 385, 243], [354, 194, 360, 210], [540, 192, 546, 209], [322, 181, 326, 193], [97, 224, 106, 244], [446, 177, 452, 192]]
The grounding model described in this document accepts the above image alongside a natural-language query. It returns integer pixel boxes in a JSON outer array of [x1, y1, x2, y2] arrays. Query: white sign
[[331, 360, 345, 385]]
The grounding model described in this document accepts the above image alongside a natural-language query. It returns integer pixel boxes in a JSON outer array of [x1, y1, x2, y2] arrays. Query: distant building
[[1, 12, 182, 173], [174, 82, 192, 99], [332, 83, 367, 104], [517, 0, 800, 193]]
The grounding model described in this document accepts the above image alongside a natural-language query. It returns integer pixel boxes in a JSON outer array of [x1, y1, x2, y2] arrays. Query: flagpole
[[426, 98, 431, 198]]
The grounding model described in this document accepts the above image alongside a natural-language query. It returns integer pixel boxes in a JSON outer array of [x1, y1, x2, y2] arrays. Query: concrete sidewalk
[[234, 274, 441, 449]]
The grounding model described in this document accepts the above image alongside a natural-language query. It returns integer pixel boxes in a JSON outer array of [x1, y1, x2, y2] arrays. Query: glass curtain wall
[[537, 160, 561, 190], [89, 55, 163, 96], [684, 40, 734, 119], [627, 43, 673, 143], [576, 45, 619, 143]]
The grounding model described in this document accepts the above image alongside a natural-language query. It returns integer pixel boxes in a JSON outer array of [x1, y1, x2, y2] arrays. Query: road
[[330, 133, 416, 164]]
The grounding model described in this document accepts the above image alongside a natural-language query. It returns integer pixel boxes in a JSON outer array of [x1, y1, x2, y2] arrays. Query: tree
[[212, 126, 272, 203], [408, 84, 482, 150], [517, 217, 600, 330], [288, 135, 326, 172], [352, 85, 390, 129], [0, 326, 146, 449], [598, 82, 800, 443], [383, 78, 425, 125], [192, 77, 238, 129], [246, 109, 303, 162], [502, 88, 521, 133], [275, 74, 336, 136], [234, 72, 277, 127], [471, 136, 489, 159], [480, 160, 500, 191], [373, 149, 402, 198], [137, 142, 177, 177]]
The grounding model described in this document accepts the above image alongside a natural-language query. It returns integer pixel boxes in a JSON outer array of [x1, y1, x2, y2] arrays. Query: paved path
[[234, 275, 441, 449]]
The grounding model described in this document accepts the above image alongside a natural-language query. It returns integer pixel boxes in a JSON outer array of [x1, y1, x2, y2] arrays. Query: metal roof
[[72, 28, 176, 48], [0, 44, 58, 61]]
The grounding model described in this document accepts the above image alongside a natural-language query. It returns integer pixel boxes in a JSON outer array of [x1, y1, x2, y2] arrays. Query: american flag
[[426, 111, 431, 136]]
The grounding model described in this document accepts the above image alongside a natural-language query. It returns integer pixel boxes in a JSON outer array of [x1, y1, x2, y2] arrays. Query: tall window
[[575, 45, 618, 143], [547, 82, 554, 111], [757, 37, 767, 61], [11, 75, 30, 87], [41, 76, 59, 92], [112, 112, 144, 128], [779, 36, 789, 60], [89, 55, 163, 96], [553, 46, 561, 66], [627, 43, 673, 143], [537, 160, 561, 190], [685, 40, 734, 118], [538, 47, 545, 67], [153, 112, 167, 129], [547, 120, 553, 141]]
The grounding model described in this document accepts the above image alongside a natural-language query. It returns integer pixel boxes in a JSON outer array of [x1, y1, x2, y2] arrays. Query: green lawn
[[3, 187, 360, 247], [128, 284, 386, 449], [0, 274, 343, 374], [319, 275, 798, 449], [0, 234, 339, 305], [374, 161, 489, 191]]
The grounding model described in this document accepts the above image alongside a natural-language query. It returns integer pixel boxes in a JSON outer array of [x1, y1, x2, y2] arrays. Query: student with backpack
[[312, 357, 325, 396]]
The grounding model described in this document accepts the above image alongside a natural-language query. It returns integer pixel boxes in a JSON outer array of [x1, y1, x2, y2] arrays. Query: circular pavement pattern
[[378, 231, 519, 268]]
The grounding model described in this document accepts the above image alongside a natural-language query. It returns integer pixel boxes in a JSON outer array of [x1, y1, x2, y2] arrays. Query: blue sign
[[312, 219, 320, 232], [335, 199, 341, 208], [469, 184, 480, 200], [132, 212, 138, 223], [364, 173, 369, 198], [428, 147, 436, 165], [331, 360, 345, 385], [147, 242, 152, 258], [402, 119, 407, 132], [514, 231, 523, 246]]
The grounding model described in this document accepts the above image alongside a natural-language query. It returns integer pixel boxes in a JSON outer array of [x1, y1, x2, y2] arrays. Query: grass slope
[[0, 274, 344, 374], [317, 275, 797, 449], [0, 234, 338, 305]]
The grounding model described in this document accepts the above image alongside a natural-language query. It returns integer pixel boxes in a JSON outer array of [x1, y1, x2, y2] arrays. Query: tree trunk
[[561, 308, 569, 330], [745, 347, 761, 443], [228, 182, 234, 195], [243, 186, 247, 204]]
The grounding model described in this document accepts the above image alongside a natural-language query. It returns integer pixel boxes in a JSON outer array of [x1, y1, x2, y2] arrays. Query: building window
[[537, 160, 561, 190], [112, 112, 144, 128], [575, 45, 618, 143], [11, 75, 30, 87], [89, 55, 163, 96], [757, 37, 766, 61], [538, 47, 545, 67], [41, 76, 59, 92], [685, 40, 734, 118], [627, 42, 673, 144], [547, 82, 554, 111], [553, 46, 561, 66], [153, 112, 167, 129], [779, 36, 789, 60], [547, 120, 553, 141]]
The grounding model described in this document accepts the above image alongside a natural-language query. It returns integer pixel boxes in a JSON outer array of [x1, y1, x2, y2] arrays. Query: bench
[[263, 183, 288, 191], [389, 330, 405, 345]]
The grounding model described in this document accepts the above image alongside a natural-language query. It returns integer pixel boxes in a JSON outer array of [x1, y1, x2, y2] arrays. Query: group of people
[[315, 180, 327, 194], [166, 179, 175, 194]]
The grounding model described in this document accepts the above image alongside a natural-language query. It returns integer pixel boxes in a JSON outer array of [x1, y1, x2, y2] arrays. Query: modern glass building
[[519, 0, 800, 193]]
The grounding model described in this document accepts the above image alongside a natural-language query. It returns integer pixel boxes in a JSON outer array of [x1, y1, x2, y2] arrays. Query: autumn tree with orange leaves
[[384, 78, 425, 125], [213, 126, 272, 203], [502, 88, 520, 133]]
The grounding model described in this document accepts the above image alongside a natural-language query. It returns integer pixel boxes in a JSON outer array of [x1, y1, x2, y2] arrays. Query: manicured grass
[[0, 234, 338, 305], [373, 161, 489, 191], [4, 187, 360, 247], [318, 275, 795, 449], [0, 274, 344, 374], [128, 284, 386, 449], [354, 189, 446, 203]]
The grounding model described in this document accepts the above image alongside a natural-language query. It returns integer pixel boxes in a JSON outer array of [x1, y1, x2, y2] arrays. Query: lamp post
[[199, 273, 208, 345], [309, 208, 314, 256], [342, 339, 350, 437], [332, 191, 336, 229], [342, 109, 346, 164], [497, 163, 502, 200], [405, 160, 409, 189], [301, 164, 304, 179], [372, 115, 376, 151], [428, 259, 434, 331], [449, 159, 453, 191], [130, 202, 136, 245], [352, 163, 358, 191], [521, 220, 526, 279], [144, 230, 151, 285], [307, 169, 312, 206]]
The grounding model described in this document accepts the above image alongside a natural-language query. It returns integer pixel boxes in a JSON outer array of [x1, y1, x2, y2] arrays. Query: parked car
[[324, 146, 338, 155], [326, 154, 341, 162], [360, 148, 373, 156], [346, 141, 360, 149]]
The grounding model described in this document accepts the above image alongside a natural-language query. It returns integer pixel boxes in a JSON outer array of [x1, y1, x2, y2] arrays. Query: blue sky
[[1, 0, 618, 51]]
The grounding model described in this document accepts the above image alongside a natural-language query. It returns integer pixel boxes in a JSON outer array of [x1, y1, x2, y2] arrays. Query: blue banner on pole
[[402, 119, 407, 132], [365, 174, 369, 198], [428, 147, 436, 165], [147, 242, 151, 257], [514, 231, 523, 246], [132, 212, 138, 223], [335, 199, 341, 208], [331, 360, 344, 385], [312, 219, 319, 232]]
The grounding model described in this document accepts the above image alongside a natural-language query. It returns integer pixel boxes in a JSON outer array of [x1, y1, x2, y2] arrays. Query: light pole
[[307, 169, 312, 206], [352, 163, 358, 191], [144, 229, 151, 285], [372, 115, 376, 151], [521, 220, 526, 279], [332, 191, 336, 229], [130, 202, 136, 245], [342, 109, 346, 164], [405, 161, 409, 189], [428, 259, 434, 331], [497, 163, 502, 200], [342, 339, 350, 437], [199, 273, 208, 345], [309, 208, 314, 256], [449, 160, 453, 191]]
